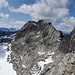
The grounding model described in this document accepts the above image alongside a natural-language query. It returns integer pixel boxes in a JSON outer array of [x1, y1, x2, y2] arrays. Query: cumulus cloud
[[9, 0, 75, 33], [0, 22, 21, 28], [10, 21, 25, 25], [5, 14, 9, 18], [55, 17, 75, 33], [0, 22, 8, 28], [0, 0, 8, 8], [0, 13, 9, 19], [9, 0, 69, 23]]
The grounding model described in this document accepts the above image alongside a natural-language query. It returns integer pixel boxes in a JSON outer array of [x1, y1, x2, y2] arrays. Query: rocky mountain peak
[[8, 20, 75, 75], [15, 20, 59, 40]]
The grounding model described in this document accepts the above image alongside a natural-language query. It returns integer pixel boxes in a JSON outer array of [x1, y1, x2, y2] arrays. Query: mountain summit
[[8, 20, 75, 75]]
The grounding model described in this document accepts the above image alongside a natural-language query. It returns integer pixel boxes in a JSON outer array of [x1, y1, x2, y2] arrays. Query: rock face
[[48, 51, 75, 75], [8, 20, 75, 75], [59, 27, 75, 54]]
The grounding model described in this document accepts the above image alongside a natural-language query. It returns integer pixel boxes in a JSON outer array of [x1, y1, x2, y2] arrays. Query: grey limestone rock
[[9, 20, 75, 75]]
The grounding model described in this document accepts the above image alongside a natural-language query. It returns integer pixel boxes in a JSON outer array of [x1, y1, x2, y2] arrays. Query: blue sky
[[0, 0, 75, 33]]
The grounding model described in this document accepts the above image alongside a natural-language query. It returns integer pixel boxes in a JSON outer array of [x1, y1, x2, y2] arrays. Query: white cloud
[[0, 13, 9, 19], [10, 21, 25, 25], [0, 13, 4, 18], [0, 0, 8, 8], [0, 23, 20, 28], [5, 14, 9, 18], [9, 0, 69, 24], [0, 21, 25, 28], [0, 23, 10, 28], [55, 17, 75, 33], [9, 0, 75, 33]]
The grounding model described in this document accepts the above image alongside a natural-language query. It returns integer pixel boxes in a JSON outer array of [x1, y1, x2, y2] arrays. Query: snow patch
[[22, 65, 26, 68], [0, 44, 6, 58], [20, 56, 23, 60], [38, 52, 45, 55], [57, 39, 61, 42], [33, 23, 37, 26], [37, 56, 53, 70], [36, 35, 40, 38], [50, 52, 54, 55], [22, 43, 24, 45], [13, 39, 15, 41], [3, 45, 8, 50], [37, 31, 41, 35], [47, 52, 54, 56], [0, 43, 16, 75]]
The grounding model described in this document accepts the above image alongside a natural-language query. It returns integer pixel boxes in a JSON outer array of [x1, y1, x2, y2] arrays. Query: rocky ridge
[[8, 20, 75, 75]]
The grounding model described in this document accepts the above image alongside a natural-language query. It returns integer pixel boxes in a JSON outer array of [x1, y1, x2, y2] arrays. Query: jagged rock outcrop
[[59, 27, 75, 53], [46, 51, 75, 75], [8, 20, 75, 75]]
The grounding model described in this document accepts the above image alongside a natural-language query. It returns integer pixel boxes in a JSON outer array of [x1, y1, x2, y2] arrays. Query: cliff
[[8, 20, 75, 75]]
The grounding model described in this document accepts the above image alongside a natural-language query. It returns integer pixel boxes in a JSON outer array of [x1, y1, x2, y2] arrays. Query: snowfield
[[0, 43, 16, 75]]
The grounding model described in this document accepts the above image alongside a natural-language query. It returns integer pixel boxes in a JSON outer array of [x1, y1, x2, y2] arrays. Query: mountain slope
[[8, 20, 75, 75], [0, 28, 17, 32], [0, 28, 18, 43]]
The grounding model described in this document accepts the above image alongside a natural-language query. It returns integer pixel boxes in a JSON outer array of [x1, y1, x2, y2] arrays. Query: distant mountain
[[0, 28, 18, 32], [0, 30, 17, 37], [0, 28, 18, 43], [0, 28, 18, 37]]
